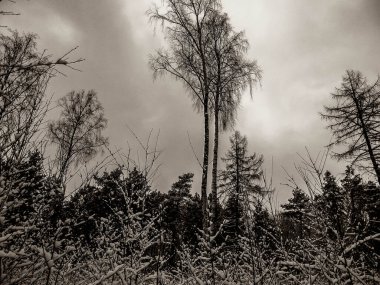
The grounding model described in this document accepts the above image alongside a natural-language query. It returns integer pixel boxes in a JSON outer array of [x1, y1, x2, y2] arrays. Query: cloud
[[1, 0, 379, 203]]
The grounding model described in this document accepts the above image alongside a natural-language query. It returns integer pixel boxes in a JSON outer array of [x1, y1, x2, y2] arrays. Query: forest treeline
[[1, 0, 380, 284]]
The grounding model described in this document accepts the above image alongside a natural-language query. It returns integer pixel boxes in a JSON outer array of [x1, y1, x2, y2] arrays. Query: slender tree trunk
[[201, 99, 210, 232], [235, 138, 240, 241], [210, 104, 219, 285], [58, 124, 78, 195], [211, 102, 219, 236], [197, 13, 211, 233], [211, 49, 222, 236]]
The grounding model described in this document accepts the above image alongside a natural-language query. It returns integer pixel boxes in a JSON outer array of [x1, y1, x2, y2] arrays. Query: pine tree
[[181, 193, 203, 251], [163, 173, 194, 268], [318, 171, 346, 240], [281, 188, 311, 241], [340, 168, 380, 268], [251, 201, 279, 254]]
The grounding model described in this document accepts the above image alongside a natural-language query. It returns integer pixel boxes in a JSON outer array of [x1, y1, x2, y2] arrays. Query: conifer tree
[[322, 70, 380, 184], [319, 171, 346, 240], [281, 188, 311, 241], [163, 173, 194, 268], [219, 131, 263, 247]]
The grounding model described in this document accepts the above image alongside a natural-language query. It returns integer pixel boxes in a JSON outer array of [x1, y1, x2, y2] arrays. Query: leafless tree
[[148, 0, 221, 231], [0, 32, 81, 169], [206, 11, 261, 234], [0, 32, 48, 165], [48, 90, 108, 192], [321, 70, 380, 184]]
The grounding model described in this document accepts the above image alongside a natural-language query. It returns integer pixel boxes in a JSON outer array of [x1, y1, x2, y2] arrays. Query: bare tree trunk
[[201, 100, 210, 232], [211, 102, 219, 236], [235, 137, 240, 238], [211, 48, 222, 236]]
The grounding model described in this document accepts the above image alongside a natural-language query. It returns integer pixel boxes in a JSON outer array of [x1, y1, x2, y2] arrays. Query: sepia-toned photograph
[[0, 0, 379, 284]]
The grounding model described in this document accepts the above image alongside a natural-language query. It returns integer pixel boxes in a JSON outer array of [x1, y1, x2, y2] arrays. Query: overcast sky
[[2, 0, 380, 205]]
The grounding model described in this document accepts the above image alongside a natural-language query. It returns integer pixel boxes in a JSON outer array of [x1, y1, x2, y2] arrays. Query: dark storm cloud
[[1, 0, 380, 203]]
